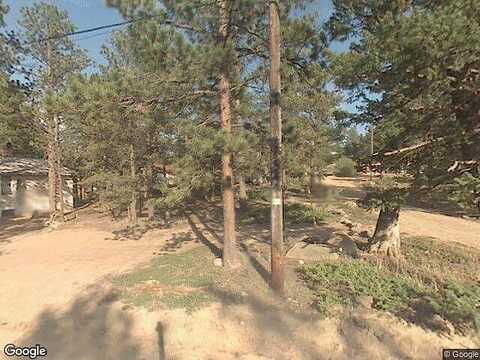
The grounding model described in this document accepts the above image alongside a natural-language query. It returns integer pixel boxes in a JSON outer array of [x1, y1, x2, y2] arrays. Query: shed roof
[[0, 157, 72, 177]]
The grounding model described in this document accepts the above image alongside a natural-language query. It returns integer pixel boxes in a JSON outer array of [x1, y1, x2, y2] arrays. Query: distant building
[[0, 144, 74, 218]]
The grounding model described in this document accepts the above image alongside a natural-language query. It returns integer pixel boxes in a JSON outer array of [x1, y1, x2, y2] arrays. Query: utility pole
[[269, 0, 284, 294]]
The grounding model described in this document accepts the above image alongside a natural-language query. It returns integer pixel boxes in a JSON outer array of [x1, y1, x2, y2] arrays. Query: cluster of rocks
[[286, 204, 374, 262]]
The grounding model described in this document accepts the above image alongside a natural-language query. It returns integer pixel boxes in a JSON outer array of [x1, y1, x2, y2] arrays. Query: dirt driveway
[[322, 176, 480, 250], [1, 199, 478, 359], [0, 211, 187, 345]]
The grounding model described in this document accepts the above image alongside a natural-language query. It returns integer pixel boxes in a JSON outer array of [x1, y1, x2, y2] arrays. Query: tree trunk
[[211, 163, 216, 201], [369, 207, 401, 257], [164, 209, 170, 227], [146, 165, 155, 221], [219, 0, 240, 269], [269, 0, 285, 294], [47, 130, 57, 216], [73, 177, 79, 208], [45, 38, 59, 220], [147, 202, 155, 221], [57, 174, 65, 222], [129, 143, 137, 225], [309, 171, 320, 195], [239, 175, 248, 202], [55, 120, 64, 223]]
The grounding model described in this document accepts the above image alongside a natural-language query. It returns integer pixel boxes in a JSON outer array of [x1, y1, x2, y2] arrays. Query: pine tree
[[17, 2, 89, 220], [0, 2, 42, 157], [329, 0, 480, 256]]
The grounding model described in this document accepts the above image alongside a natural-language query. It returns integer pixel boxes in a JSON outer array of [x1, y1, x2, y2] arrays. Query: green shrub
[[240, 202, 330, 225], [240, 204, 270, 225], [335, 157, 357, 177], [301, 260, 423, 314], [428, 282, 480, 332], [302, 259, 480, 332], [285, 203, 329, 225], [249, 189, 271, 202]]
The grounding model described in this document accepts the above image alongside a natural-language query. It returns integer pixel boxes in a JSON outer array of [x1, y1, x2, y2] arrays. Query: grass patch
[[403, 236, 480, 285], [301, 260, 424, 314], [285, 203, 332, 225], [336, 201, 376, 225], [239, 203, 269, 225], [249, 188, 271, 202], [112, 247, 222, 312], [301, 256, 480, 333], [239, 202, 332, 225]]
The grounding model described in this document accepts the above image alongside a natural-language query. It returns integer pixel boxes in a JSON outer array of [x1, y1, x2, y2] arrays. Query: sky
[[4, 0, 358, 113], [5, 0, 123, 68]]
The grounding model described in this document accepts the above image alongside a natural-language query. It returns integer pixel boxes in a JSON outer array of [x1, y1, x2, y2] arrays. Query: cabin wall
[[0, 175, 73, 217]]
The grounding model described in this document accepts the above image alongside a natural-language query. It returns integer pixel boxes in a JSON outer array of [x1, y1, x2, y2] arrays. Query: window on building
[[1, 176, 12, 195]]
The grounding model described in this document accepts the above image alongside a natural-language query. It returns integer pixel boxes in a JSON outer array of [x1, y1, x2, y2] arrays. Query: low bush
[[240, 202, 330, 225], [285, 203, 330, 225], [301, 258, 480, 333], [249, 188, 271, 202], [335, 157, 357, 177], [240, 204, 270, 225], [301, 260, 424, 314]]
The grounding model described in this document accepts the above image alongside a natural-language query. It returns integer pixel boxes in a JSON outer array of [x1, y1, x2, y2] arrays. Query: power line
[[74, 29, 116, 42], [27, 14, 161, 45]]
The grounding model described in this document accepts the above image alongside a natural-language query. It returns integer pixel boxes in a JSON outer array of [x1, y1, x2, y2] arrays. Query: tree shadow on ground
[[156, 230, 198, 253], [104, 222, 164, 241], [190, 209, 271, 284], [15, 284, 152, 360], [185, 212, 222, 257], [156, 322, 166, 360], [0, 215, 47, 242], [206, 286, 419, 360]]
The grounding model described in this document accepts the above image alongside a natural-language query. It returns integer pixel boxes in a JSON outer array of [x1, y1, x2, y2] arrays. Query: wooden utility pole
[[219, 0, 239, 268], [269, 0, 285, 294]]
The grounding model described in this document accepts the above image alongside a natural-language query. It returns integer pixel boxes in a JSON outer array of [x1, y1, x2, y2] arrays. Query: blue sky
[[5, 0, 123, 67], [4, 0, 358, 113]]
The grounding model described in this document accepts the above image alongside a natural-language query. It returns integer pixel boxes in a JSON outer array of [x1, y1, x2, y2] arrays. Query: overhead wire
[[25, 14, 162, 45]]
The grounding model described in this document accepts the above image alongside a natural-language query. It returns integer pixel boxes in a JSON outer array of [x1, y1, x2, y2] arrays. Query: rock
[[327, 207, 347, 216], [359, 230, 370, 238], [356, 295, 374, 309], [431, 314, 455, 335], [445, 320, 455, 335], [340, 218, 354, 228], [345, 200, 358, 208], [213, 258, 223, 267], [240, 291, 248, 298], [286, 242, 339, 261], [298, 260, 305, 265], [325, 235, 359, 257]]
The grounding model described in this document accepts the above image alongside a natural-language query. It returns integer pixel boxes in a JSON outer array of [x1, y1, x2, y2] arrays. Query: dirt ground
[[0, 210, 192, 345], [322, 176, 480, 250], [0, 178, 479, 359]]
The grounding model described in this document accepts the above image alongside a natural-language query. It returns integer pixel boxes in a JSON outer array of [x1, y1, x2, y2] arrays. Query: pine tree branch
[[374, 137, 444, 158]]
